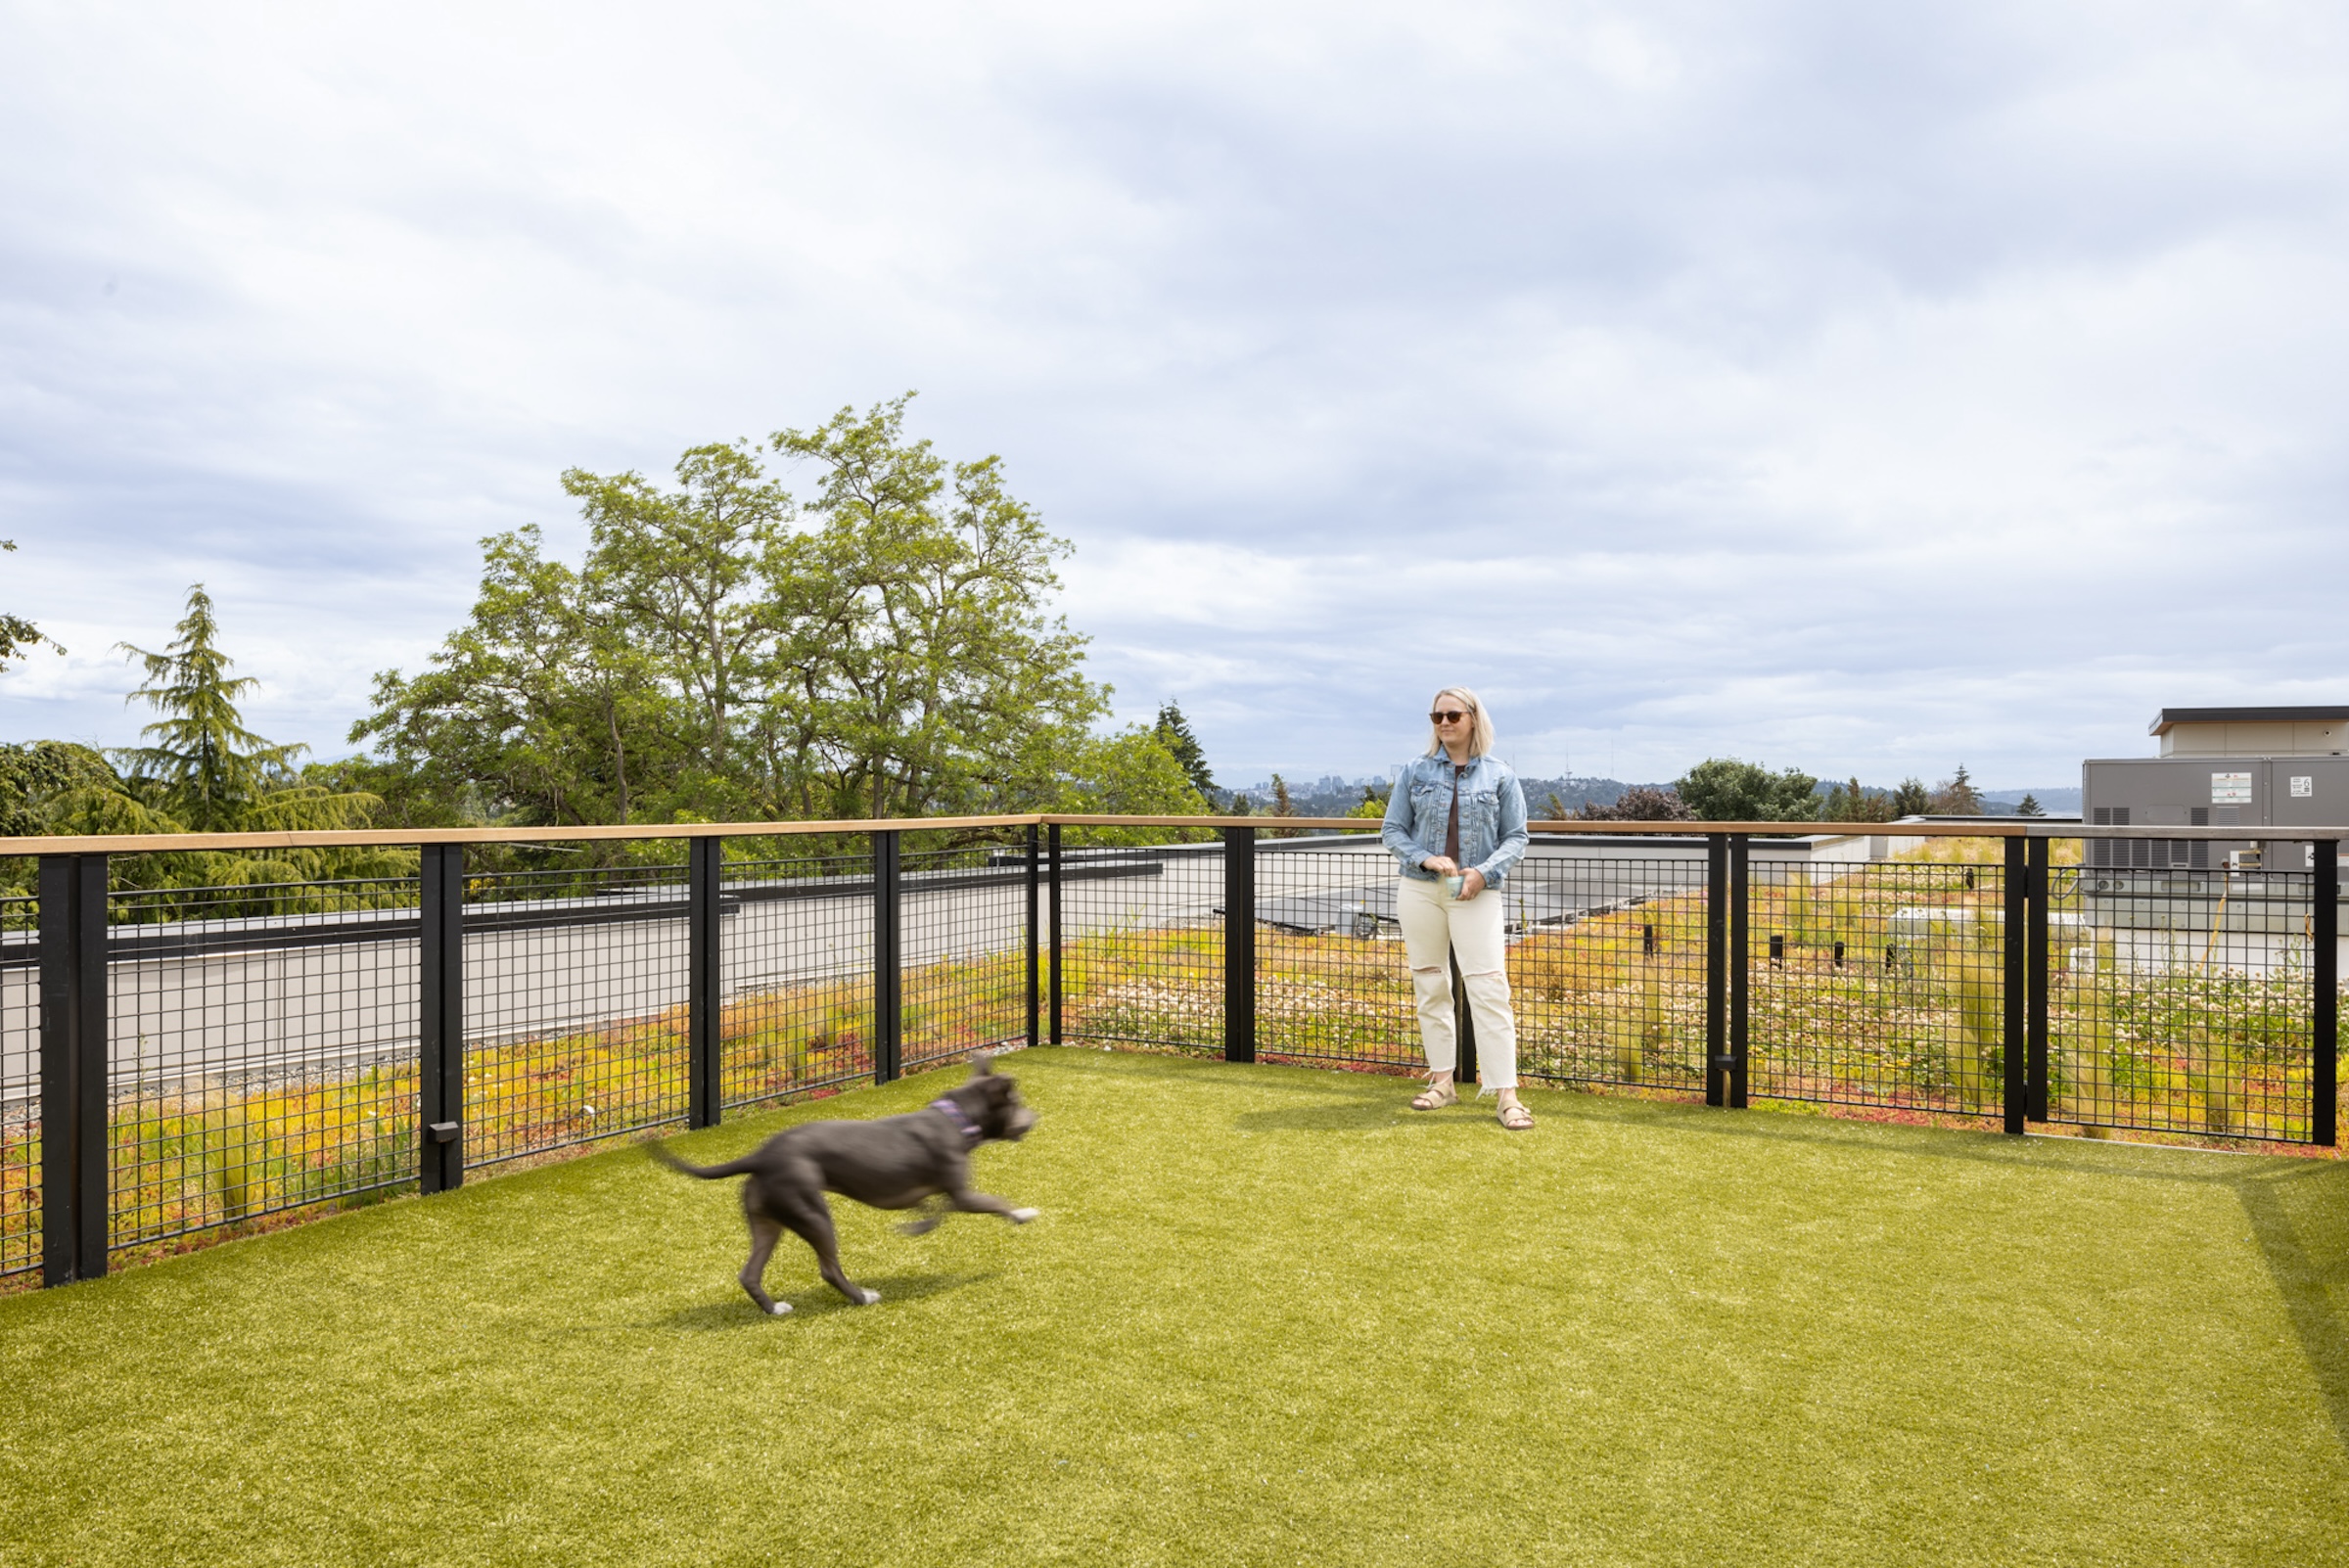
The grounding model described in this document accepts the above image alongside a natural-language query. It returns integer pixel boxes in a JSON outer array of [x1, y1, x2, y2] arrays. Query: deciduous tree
[[355, 397, 1112, 829], [767, 396, 1105, 819], [0, 539, 59, 669], [1674, 759, 1819, 821]]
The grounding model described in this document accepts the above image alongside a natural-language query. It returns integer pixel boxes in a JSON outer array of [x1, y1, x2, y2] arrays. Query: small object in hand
[[1444, 874, 1465, 899]]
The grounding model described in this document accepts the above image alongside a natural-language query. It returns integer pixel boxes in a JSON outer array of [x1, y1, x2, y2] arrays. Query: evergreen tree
[[1152, 701, 1216, 800], [2015, 793, 2045, 817], [114, 585, 307, 831], [0, 585, 405, 907], [1928, 764, 1983, 816], [1819, 776, 1897, 823], [1267, 773, 1301, 837], [99, 584, 380, 847], [1889, 778, 1930, 817]]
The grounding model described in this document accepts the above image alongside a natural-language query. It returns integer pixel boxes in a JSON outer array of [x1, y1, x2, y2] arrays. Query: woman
[[1379, 687, 1534, 1130]]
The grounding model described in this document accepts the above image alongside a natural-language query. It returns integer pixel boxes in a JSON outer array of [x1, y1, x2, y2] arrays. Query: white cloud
[[3, 0, 2345, 793]]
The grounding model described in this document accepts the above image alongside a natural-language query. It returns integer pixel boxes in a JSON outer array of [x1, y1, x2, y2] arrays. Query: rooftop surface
[[2, 1048, 2342, 1565]]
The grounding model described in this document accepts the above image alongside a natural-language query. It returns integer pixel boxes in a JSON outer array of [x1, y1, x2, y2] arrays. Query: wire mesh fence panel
[[1251, 838, 1417, 1071], [105, 876, 422, 1252], [1, 893, 38, 1279], [720, 844, 875, 1109], [1746, 850, 2009, 1118], [1506, 847, 1711, 1094], [901, 841, 1028, 1074], [1056, 830, 1225, 1053], [462, 857, 691, 1167], [458, 860, 691, 908], [2047, 855, 2317, 1141]]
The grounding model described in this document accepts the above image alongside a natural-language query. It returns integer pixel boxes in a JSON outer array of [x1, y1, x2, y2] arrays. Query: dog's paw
[[1009, 1207, 1039, 1223], [767, 1301, 793, 1316], [854, 1287, 882, 1306]]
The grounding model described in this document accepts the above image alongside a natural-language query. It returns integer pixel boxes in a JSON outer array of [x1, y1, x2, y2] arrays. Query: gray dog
[[651, 1052, 1038, 1314]]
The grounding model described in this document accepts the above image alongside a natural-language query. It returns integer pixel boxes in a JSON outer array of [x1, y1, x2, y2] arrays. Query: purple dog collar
[[929, 1097, 984, 1145]]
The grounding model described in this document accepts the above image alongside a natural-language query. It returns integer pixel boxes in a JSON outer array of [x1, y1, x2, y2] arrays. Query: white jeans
[[1395, 874, 1518, 1091]]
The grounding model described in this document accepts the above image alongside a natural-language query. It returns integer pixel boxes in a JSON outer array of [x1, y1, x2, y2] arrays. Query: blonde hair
[[1425, 686, 1495, 759]]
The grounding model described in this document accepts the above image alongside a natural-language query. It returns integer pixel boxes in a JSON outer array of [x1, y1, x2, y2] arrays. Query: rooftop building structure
[[2147, 706, 2349, 758]]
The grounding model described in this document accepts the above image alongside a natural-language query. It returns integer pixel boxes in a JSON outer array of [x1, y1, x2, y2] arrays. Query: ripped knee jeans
[[1395, 872, 1518, 1090]]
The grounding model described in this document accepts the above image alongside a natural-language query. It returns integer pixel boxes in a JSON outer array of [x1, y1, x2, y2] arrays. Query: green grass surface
[[3, 1048, 2345, 1566]]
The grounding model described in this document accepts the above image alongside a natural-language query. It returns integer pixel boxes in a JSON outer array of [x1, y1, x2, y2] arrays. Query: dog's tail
[[647, 1141, 760, 1181]]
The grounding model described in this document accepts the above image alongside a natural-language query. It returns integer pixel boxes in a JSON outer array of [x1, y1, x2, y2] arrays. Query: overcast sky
[[4, 1, 2344, 792]]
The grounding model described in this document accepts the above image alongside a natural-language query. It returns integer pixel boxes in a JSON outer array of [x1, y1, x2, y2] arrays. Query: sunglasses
[[1429, 709, 1472, 724]]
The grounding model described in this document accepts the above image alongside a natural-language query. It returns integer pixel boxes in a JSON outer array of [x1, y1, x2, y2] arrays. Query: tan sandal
[[1497, 1099, 1534, 1130], [1410, 1078, 1458, 1111]]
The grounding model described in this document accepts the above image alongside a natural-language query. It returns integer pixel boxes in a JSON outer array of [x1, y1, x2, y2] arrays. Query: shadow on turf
[[2236, 1160, 2349, 1453], [659, 1269, 1000, 1328]]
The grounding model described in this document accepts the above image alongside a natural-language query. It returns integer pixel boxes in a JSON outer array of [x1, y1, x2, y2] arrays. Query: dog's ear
[[968, 1049, 994, 1078]]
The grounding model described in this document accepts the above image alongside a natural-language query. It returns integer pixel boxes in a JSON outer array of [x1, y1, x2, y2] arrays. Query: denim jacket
[[1381, 753, 1529, 888]]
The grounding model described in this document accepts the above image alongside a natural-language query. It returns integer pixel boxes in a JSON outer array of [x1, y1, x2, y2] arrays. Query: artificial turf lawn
[[1, 1049, 2344, 1567]]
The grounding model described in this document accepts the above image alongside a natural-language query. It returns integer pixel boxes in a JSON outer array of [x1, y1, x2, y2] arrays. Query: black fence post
[[1025, 824, 1040, 1048], [2002, 835, 2026, 1135], [1705, 834, 1728, 1107], [1450, 948, 1476, 1088], [874, 830, 902, 1084], [1728, 834, 1749, 1109], [38, 853, 108, 1286], [688, 836, 722, 1129], [2026, 835, 2050, 1124], [418, 843, 465, 1195], [2315, 839, 2337, 1148], [1047, 824, 1064, 1046], [1223, 826, 1257, 1064]]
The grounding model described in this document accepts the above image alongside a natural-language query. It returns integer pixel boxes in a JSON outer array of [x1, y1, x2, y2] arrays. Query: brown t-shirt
[[1444, 764, 1463, 862]]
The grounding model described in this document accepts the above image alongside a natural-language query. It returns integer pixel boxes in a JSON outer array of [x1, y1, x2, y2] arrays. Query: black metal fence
[[1042, 827, 2336, 1139], [3, 819, 2339, 1288]]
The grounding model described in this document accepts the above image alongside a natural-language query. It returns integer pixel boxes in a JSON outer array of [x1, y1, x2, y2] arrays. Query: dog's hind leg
[[780, 1192, 880, 1306], [738, 1215, 792, 1316]]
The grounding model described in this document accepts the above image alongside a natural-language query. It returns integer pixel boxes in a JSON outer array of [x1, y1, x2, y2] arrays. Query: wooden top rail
[[3, 815, 2346, 856]]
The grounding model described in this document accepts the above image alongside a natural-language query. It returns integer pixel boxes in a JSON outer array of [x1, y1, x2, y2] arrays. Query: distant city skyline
[[1220, 772, 2085, 806]]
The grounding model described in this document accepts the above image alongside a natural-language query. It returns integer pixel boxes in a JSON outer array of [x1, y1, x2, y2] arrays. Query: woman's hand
[[1421, 855, 1458, 876], [1458, 868, 1487, 899]]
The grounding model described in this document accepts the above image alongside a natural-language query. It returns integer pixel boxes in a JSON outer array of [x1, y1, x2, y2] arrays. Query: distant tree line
[[0, 418, 2040, 883], [1570, 759, 2012, 823]]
